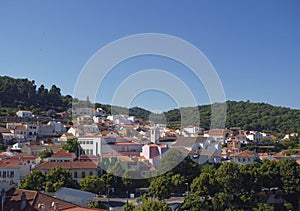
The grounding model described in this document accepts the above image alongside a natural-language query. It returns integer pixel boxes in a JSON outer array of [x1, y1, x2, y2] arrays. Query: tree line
[[0, 76, 72, 113], [1, 76, 300, 135]]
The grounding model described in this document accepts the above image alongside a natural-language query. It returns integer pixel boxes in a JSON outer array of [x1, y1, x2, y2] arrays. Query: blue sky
[[0, 0, 299, 111]]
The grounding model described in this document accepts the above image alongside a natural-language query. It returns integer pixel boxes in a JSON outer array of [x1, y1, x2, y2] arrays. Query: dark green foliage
[[182, 158, 299, 210], [0, 76, 72, 113], [39, 150, 53, 159], [80, 175, 105, 194], [45, 166, 79, 192], [181, 194, 210, 211], [149, 175, 172, 201], [87, 200, 107, 209], [163, 101, 300, 135], [135, 199, 171, 211], [20, 171, 45, 191], [252, 203, 274, 211], [62, 138, 79, 153], [123, 202, 135, 211]]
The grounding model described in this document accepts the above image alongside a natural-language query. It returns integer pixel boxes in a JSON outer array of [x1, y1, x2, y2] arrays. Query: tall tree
[[149, 175, 171, 201], [45, 166, 79, 192], [80, 175, 105, 194], [20, 171, 45, 191]]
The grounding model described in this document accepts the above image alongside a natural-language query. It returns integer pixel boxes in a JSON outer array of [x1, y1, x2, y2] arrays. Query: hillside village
[[0, 106, 300, 210]]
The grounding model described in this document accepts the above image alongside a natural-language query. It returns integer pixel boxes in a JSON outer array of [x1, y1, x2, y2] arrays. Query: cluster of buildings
[[0, 107, 299, 209]]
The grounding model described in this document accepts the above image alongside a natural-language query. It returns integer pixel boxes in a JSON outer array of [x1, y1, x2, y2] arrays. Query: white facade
[[246, 132, 263, 143], [0, 159, 31, 186], [150, 127, 160, 144], [47, 121, 66, 135], [16, 110, 33, 118], [78, 136, 102, 156]]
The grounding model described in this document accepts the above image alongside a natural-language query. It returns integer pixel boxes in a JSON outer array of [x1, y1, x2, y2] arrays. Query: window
[[82, 171, 85, 178], [3, 171, 6, 178], [10, 171, 14, 178], [90, 150, 93, 155], [0, 171, 1, 177], [74, 171, 78, 178], [243, 158, 245, 162], [89, 171, 93, 176]]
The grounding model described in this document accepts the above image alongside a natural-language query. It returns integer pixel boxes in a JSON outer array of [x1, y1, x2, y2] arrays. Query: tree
[[149, 175, 171, 201], [191, 172, 219, 198], [87, 200, 107, 209], [172, 155, 201, 183], [62, 138, 79, 153], [123, 202, 135, 211], [181, 194, 209, 211], [45, 166, 79, 192], [135, 199, 171, 211], [171, 173, 185, 193], [39, 150, 53, 159], [215, 162, 242, 196], [80, 175, 105, 194], [259, 159, 282, 189], [158, 148, 185, 175], [278, 158, 300, 193], [212, 192, 231, 211], [20, 171, 45, 191], [253, 203, 274, 211]]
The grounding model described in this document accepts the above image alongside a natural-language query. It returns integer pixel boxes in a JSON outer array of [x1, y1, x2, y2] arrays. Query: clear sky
[[0, 0, 299, 112]]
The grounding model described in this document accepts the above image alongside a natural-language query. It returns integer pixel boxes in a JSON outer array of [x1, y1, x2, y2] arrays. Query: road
[[96, 196, 185, 210]]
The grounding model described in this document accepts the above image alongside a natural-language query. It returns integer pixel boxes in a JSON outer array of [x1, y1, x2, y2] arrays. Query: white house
[[16, 110, 33, 118], [78, 135, 102, 156], [48, 150, 76, 162], [246, 131, 263, 143], [231, 150, 258, 164], [0, 156, 31, 186], [140, 143, 168, 169], [47, 121, 66, 135]]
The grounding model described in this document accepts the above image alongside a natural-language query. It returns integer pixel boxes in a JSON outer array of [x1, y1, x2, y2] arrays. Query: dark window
[[82, 171, 85, 178], [74, 172, 78, 178], [89, 171, 93, 176], [10, 171, 14, 178]]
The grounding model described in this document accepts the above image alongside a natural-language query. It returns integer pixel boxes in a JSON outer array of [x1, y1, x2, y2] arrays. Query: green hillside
[[164, 101, 300, 136], [0, 76, 72, 113], [1, 75, 300, 135]]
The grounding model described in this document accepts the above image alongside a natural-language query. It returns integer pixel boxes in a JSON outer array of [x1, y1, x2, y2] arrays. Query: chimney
[[38, 203, 46, 211], [20, 192, 27, 210], [52, 201, 59, 211]]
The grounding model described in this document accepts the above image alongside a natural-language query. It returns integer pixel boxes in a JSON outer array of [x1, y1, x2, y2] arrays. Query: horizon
[[1, 1, 300, 111], [2, 74, 299, 113]]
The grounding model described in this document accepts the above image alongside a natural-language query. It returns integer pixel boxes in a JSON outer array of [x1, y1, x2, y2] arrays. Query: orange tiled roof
[[234, 151, 255, 158], [3, 188, 105, 211], [35, 161, 98, 170], [0, 157, 26, 168], [52, 150, 75, 157], [15, 125, 27, 131], [273, 153, 286, 158]]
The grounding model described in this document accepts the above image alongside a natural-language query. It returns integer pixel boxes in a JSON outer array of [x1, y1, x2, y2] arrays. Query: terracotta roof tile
[[35, 161, 98, 170], [3, 188, 105, 211], [234, 151, 256, 158], [52, 150, 75, 157]]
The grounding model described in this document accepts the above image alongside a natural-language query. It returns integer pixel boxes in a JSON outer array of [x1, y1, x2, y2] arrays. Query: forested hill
[[164, 101, 300, 136], [0, 76, 72, 112], [1, 75, 300, 135]]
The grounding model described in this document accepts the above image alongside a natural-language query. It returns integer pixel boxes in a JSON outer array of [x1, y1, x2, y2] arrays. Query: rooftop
[[35, 161, 98, 170]]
